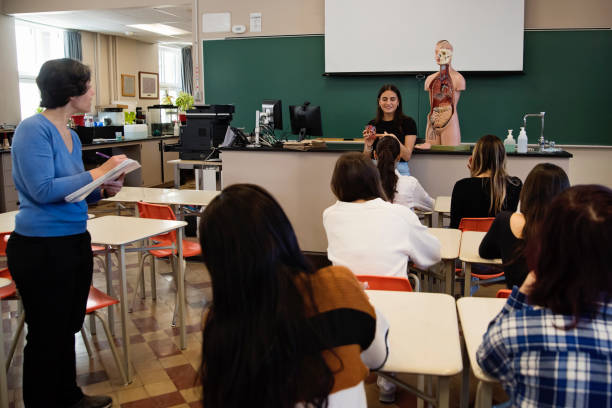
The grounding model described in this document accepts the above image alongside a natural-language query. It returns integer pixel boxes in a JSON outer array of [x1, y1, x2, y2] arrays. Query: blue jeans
[[397, 161, 410, 176]]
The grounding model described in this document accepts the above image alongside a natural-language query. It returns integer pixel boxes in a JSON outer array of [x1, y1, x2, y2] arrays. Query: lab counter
[[221, 144, 572, 252]]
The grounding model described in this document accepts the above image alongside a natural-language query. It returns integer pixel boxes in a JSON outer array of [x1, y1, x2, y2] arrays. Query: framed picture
[[138, 71, 159, 99], [121, 74, 136, 97]]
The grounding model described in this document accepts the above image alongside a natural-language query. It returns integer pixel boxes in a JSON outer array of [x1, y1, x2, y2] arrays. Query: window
[[15, 20, 65, 121], [158, 45, 182, 104]]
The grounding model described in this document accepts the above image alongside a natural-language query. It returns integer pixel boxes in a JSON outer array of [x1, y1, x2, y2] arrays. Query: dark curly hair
[[375, 136, 400, 202], [36, 58, 91, 109]]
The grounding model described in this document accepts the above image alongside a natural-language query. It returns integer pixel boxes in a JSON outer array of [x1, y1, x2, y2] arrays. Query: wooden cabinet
[[140, 140, 163, 186], [0, 152, 18, 212]]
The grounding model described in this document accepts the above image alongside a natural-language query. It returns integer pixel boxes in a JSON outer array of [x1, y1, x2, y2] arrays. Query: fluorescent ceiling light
[[127, 23, 189, 36]]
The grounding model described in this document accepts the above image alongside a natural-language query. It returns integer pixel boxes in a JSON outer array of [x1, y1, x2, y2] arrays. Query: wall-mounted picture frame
[[138, 71, 159, 99], [121, 74, 136, 97]]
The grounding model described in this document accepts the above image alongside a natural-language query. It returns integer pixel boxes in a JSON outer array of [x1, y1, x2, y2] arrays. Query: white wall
[[0, 14, 21, 124]]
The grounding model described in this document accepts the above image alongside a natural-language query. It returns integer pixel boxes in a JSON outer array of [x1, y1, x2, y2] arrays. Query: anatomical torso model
[[424, 41, 466, 146]]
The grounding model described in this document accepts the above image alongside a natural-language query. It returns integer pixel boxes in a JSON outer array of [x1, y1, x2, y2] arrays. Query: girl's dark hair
[[527, 185, 612, 328], [331, 152, 386, 202], [36, 58, 91, 109], [375, 136, 400, 202], [517, 163, 569, 254], [373, 84, 408, 135], [199, 184, 334, 408]]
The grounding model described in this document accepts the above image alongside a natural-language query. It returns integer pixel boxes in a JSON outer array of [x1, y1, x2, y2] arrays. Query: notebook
[[65, 159, 141, 203]]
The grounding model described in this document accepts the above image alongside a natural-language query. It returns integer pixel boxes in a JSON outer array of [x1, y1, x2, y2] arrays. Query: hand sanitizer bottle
[[173, 121, 180, 136], [517, 126, 528, 153], [504, 129, 516, 153]]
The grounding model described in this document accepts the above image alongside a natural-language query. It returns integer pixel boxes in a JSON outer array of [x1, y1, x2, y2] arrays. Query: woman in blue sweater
[[7, 59, 126, 408]]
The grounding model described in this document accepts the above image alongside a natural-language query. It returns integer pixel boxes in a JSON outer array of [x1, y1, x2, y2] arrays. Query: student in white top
[[323, 152, 441, 404], [323, 152, 441, 279], [375, 135, 434, 211]]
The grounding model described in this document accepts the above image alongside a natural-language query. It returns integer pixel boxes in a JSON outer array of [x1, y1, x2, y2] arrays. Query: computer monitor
[[289, 102, 323, 141], [261, 99, 283, 130]]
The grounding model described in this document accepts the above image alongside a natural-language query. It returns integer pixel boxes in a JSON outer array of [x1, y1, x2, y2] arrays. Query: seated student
[[323, 152, 441, 277], [450, 134, 522, 228], [477, 185, 612, 408], [375, 135, 434, 211], [479, 163, 569, 289], [198, 183, 390, 408]]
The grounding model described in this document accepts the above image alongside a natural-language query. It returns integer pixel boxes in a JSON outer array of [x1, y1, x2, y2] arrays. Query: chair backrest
[[356, 275, 413, 292], [137, 202, 177, 243], [0, 267, 16, 300], [458, 217, 495, 232], [496, 289, 512, 298], [0, 232, 11, 256]]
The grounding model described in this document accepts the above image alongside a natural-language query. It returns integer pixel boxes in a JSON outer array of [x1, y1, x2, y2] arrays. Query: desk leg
[[460, 337, 470, 408], [0, 322, 9, 408], [444, 260, 454, 296], [463, 262, 472, 297], [174, 163, 180, 189], [105, 246, 115, 336], [438, 376, 450, 408], [475, 381, 493, 408], [118, 245, 132, 383], [416, 374, 424, 408], [177, 227, 186, 349]]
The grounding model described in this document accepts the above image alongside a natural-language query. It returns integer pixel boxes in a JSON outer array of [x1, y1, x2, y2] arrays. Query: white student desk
[[459, 231, 502, 297], [426, 228, 461, 295], [104, 186, 219, 207], [456, 297, 506, 408], [0, 210, 17, 232], [434, 196, 451, 227], [367, 290, 463, 408], [86, 216, 187, 383]]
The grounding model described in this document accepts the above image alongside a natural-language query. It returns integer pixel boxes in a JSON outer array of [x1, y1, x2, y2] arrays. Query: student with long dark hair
[[477, 185, 612, 407], [199, 184, 389, 408], [7, 59, 125, 408], [450, 134, 522, 228], [479, 163, 569, 288], [375, 135, 434, 211], [362, 84, 418, 175]]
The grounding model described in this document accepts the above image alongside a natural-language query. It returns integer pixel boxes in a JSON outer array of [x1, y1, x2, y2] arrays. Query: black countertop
[[221, 144, 573, 158]]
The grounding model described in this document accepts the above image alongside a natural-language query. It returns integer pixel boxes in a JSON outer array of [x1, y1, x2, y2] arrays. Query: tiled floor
[[1, 202, 508, 407]]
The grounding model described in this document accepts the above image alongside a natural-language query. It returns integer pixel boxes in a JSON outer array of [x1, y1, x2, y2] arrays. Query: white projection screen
[[325, 0, 524, 73]]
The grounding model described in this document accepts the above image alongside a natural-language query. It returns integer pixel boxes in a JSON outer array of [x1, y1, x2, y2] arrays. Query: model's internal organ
[[428, 67, 454, 134]]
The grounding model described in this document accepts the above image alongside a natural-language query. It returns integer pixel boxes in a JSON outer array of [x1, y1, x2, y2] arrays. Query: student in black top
[[363, 84, 418, 175], [450, 134, 522, 228], [479, 163, 569, 288]]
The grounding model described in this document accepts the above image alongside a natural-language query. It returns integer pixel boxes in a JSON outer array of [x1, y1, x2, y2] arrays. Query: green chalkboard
[[203, 31, 611, 145]]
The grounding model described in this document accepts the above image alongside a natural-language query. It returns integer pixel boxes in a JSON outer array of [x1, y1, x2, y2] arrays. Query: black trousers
[[7, 231, 93, 408]]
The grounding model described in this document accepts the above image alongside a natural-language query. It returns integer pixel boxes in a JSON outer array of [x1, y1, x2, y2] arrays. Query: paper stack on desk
[[283, 139, 327, 151], [65, 159, 141, 203]]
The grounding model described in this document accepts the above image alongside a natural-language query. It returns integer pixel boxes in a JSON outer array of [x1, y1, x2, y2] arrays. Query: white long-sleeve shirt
[[323, 198, 441, 278], [393, 170, 435, 211]]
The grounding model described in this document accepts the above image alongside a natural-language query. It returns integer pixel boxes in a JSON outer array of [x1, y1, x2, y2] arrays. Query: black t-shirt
[[450, 176, 523, 229], [478, 211, 528, 289], [368, 117, 417, 161]]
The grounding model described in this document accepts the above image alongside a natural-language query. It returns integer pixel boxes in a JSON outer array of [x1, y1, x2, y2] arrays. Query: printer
[[165, 104, 234, 160]]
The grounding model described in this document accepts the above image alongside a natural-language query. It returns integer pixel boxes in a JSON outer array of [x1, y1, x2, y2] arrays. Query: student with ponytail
[[375, 135, 434, 211]]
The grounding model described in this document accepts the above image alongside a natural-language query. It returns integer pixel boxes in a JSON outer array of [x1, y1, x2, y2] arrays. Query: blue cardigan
[[12, 114, 101, 237]]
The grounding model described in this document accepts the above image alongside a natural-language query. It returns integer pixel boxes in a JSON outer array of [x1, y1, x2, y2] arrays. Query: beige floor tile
[[159, 354, 189, 368], [144, 379, 178, 396], [133, 358, 164, 373], [180, 387, 203, 403], [82, 380, 114, 395], [116, 386, 149, 403], [138, 368, 172, 384]]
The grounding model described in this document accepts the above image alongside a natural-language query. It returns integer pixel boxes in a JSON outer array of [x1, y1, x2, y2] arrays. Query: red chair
[[458, 217, 505, 295], [80, 286, 128, 385], [356, 275, 413, 292], [133, 202, 201, 325], [496, 289, 511, 298]]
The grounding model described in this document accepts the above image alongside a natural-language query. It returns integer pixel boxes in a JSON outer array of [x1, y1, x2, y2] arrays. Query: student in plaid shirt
[[477, 185, 612, 407]]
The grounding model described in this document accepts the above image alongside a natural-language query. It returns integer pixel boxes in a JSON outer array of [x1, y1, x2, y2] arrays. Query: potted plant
[[175, 92, 194, 124]]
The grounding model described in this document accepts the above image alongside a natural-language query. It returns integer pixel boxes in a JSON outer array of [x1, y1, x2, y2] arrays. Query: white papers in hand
[[65, 159, 141, 203]]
